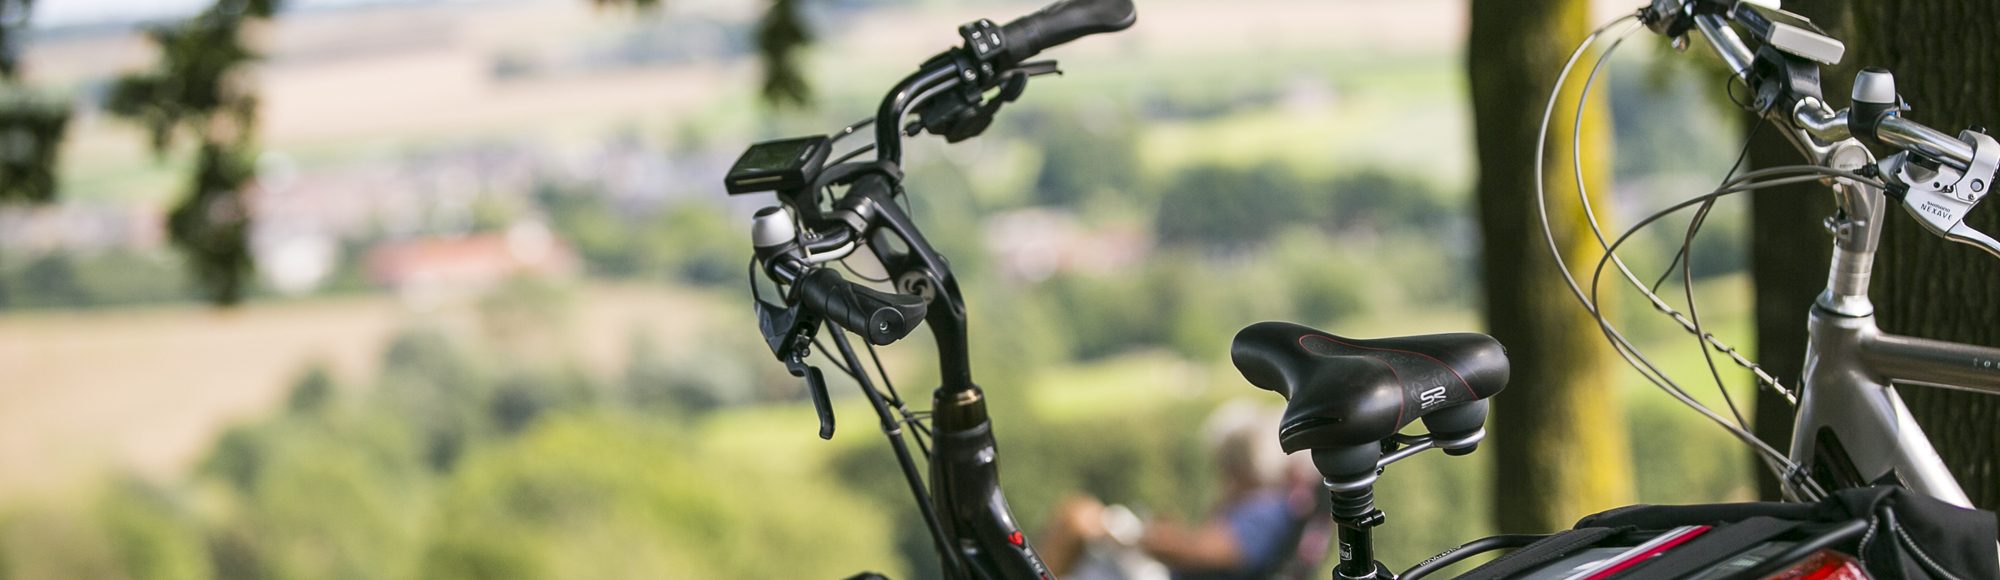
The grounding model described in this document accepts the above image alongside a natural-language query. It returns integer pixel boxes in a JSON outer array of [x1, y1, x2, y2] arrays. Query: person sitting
[[1038, 401, 1323, 580]]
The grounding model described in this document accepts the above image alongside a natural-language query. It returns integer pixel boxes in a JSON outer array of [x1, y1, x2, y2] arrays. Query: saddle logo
[[1419, 385, 1449, 408]]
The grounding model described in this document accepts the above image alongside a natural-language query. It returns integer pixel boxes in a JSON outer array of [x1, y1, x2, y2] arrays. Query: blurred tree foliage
[[0, 249, 194, 309], [1035, 232, 1368, 363], [1155, 166, 1450, 249], [623, 328, 768, 417], [0, 0, 64, 207], [0, 0, 71, 309], [0, 94, 67, 205], [104, 0, 277, 306], [753, 0, 812, 107], [534, 185, 741, 286], [595, 0, 812, 107], [1155, 166, 1308, 247], [1014, 107, 1140, 209]]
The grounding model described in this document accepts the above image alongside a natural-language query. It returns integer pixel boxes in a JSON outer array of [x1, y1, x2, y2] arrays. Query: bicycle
[[1541, 0, 2000, 511], [1228, 0, 2000, 578], [720, 1, 1133, 579]]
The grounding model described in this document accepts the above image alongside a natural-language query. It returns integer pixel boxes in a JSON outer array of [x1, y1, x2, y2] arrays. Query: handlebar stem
[[1819, 165, 1888, 316], [1793, 98, 1852, 144]]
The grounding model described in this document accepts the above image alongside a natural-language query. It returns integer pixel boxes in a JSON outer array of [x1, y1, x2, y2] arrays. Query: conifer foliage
[[0, 0, 67, 206], [105, 0, 276, 305], [754, 0, 811, 107], [595, 0, 812, 108]]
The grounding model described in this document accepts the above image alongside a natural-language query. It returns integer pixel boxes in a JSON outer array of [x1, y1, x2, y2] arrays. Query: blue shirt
[[1174, 490, 1295, 580]]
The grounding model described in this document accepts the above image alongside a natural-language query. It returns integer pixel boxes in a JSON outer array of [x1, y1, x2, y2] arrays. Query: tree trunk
[[1844, 0, 2000, 509], [1746, 0, 1853, 502], [1468, 0, 1635, 533]]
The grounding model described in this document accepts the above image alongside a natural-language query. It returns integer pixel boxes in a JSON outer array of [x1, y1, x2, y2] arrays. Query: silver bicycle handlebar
[[1692, 13, 1976, 171], [1684, 10, 2000, 258], [1880, 117, 1979, 171]]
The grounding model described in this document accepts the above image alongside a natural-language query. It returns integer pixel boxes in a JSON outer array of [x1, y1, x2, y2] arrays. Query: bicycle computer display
[[726, 135, 829, 195]]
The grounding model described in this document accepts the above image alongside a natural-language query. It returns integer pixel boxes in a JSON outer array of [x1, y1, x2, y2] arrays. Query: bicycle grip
[[795, 267, 928, 346], [997, 0, 1136, 66]]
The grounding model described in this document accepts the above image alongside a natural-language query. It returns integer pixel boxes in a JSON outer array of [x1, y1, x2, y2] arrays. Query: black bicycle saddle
[[1230, 321, 1508, 463]]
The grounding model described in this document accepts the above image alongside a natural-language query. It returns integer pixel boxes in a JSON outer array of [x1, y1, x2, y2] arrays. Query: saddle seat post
[[1329, 482, 1389, 580]]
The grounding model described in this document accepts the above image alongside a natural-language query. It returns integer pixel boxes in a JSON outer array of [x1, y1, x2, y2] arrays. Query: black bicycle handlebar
[[795, 267, 929, 346], [734, 4, 1136, 578], [992, 0, 1136, 66], [997, 0, 1136, 67]]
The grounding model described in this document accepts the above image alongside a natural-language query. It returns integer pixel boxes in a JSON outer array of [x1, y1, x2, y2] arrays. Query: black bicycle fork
[[831, 311, 1051, 580], [930, 386, 1054, 580]]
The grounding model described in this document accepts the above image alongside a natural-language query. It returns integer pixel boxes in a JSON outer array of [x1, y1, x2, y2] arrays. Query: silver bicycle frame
[[1692, 13, 2000, 507], [1795, 175, 2000, 509]]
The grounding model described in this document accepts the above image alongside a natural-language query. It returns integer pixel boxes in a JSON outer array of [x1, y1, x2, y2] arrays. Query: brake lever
[[1887, 129, 2000, 259], [1945, 222, 2000, 259], [784, 352, 837, 440], [756, 296, 838, 439], [1007, 60, 1061, 79]]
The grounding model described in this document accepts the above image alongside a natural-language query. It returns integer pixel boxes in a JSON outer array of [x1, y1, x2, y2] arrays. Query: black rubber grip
[[997, 0, 1136, 66], [796, 267, 928, 346]]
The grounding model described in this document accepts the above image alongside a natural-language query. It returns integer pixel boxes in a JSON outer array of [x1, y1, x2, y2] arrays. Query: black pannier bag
[[1449, 486, 1996, 580]]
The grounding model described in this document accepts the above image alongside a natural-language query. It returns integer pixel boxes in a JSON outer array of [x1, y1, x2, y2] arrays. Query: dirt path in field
[[0, 284, 720, 502]]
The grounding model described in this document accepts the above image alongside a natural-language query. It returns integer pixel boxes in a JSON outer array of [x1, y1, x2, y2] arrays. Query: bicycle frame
[[1792, 174, 2000, 507], [1798, 295, 2000, 508]]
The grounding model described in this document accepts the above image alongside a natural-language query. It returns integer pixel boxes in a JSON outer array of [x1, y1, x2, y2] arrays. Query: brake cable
[[1535, 14, 1812, 491]]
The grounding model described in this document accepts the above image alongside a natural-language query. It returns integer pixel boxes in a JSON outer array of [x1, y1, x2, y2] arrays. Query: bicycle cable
[[1594, 170, 1877, 492], [842, 257, 893, 283], [1582, 168, 1883, 472], [1660, 85, 1777, 432], [1567, 19, 1760, 430], [1651, 109, 1767, 294], [1567, 13, 1780, 421], [1680, 198, 1750, 431], [863, 337, 935, 456], [1544, 16, 1732, 420], [815, 327, 937, 457], [813, 336, 860, 379], [1642, 57, 1780, 433], [1534, 14, 1817, 488], [1582, 168, 1882, 492], [829, 143, 879, 167], [1567, 16, 1797, 407]]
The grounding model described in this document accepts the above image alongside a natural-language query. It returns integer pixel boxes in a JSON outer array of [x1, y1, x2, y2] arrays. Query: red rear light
[[1759, 550, 1870, 580]]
